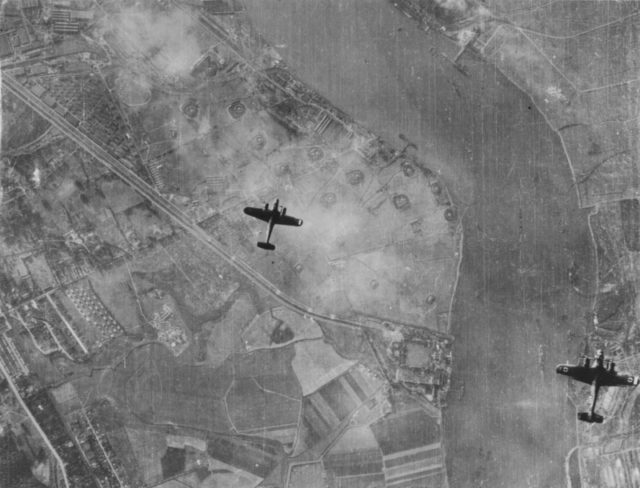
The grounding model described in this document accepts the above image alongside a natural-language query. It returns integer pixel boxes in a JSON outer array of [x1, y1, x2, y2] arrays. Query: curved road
[[2, 74, 449, 341], [241, 1, 593, 487]]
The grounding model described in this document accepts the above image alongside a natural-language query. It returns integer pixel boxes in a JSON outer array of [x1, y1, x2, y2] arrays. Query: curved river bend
[[244, 1, 593, 486]]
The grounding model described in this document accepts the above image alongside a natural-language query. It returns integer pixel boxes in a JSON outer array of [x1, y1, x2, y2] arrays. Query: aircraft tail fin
[[257, 242, 276, 251], [578, 412, 604, 423]]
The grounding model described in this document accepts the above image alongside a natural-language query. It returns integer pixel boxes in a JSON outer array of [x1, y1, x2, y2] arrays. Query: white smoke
[[101, 5, 204, 78]]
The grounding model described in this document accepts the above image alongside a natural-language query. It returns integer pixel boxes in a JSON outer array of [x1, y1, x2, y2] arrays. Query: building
[[0, 334, 29, 378], [29, 83, 46, 97], [52, 20, 80, 34], [54, 105, 68, 117], [50, 9, 71, 22], [51, 8, 93, 21], [0, 432, 42, 488], [28, 64, 47, 75], [0, 33, 13, 58], [21, 0, 42, 19]]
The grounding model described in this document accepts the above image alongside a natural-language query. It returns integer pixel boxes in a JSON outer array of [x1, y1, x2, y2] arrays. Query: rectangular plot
[[387, 467, 443, 488], [384, 456, 443, 482], [302, 417, 325, 446], [303, 400, 333, 439], [371, 409, 440, 455], [308, 392, 341, 428], [227, 377, 300, 431], [336, 473, 386, 488], [125, 427, 165, 484], [620, 199, 640, 251], [338, 376, 365, 405], [387, 470, 445, 488], [348, 368, 376, 397], [324, 449, 383, 476], [383, 444, 441, 469], [319, 378, 358, 421], [207, 436, 280, 478], [344, 370, 368, 401]]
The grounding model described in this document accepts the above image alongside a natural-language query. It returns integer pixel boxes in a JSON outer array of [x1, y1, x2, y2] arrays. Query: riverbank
[[243, 1, 592, 486]]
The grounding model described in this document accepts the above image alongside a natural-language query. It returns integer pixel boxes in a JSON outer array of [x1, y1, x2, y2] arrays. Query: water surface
[[244, 1, 591, 486]]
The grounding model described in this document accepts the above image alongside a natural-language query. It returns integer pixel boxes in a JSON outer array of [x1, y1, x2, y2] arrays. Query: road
[[172, 0, 354, 136], [241, 1, 589, 486], [0, 359, 70, 488], [2, 74, 450, 340]]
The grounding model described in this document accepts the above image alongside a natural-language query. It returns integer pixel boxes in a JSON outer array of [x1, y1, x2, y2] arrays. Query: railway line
[[2, 74, 450, 339]]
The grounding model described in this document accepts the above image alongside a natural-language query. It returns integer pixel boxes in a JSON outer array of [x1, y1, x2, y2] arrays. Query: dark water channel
[[244, 1, 593, 486]]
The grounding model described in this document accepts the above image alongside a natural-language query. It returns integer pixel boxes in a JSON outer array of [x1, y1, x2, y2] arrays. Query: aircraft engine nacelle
[[579, 357, 591, 368], [578, 412, 603, 423], [265, 203, 269, 210], [605, 360, 615, 372], [282, 207, 287, 216]]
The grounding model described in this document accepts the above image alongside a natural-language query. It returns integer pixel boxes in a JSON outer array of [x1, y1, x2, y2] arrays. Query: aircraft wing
[[556, 364, 596, 384], [276, 214, 303, 227], [244, 207, 271, 223], [600, 372, 640, 387]]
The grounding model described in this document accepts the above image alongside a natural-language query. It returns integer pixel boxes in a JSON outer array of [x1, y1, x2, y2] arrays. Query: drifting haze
[[101, 5, 203, 78]]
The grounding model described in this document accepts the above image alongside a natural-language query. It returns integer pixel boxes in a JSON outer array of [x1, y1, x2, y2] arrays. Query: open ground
[[243, 1, 594, 486]]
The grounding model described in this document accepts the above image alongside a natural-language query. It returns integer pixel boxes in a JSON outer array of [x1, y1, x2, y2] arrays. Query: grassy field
[[125, 426, 167, 484], [371, 408, 440, 456], [291, 340, 355, 395], [1, 91, 51, 150], [203, 292, 255, 368], [226, 377, 300, 432], [207, 434, 282, 478], [103, 342, 303, 437], [104, 343, 234, 432], [89, 266, 142, 335], [120, 0, 465, 329]]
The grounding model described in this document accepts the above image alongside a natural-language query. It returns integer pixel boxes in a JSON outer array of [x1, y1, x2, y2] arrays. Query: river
[[243, 1, 594, 486]]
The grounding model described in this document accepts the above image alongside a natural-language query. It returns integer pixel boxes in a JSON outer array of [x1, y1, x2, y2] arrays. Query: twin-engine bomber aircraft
[[556, 349, 639, 423], [243, 199, 303, 250]]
